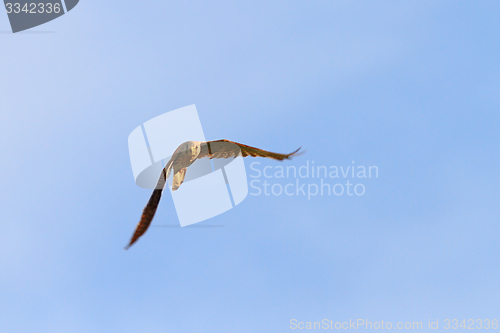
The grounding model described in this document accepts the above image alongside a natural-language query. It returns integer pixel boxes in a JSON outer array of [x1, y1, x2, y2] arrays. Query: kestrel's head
[[173, 141, 202, 156], [185, 141, 201, 156]]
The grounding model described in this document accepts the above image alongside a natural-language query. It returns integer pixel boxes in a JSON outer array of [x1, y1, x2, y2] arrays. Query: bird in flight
[[125, 139, 302, 250]]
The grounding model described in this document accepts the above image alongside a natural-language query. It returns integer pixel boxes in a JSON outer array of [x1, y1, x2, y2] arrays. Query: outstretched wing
[[124, 188, 163, 250], [125, 160, 173, 250], [198, 139, 301, 161]]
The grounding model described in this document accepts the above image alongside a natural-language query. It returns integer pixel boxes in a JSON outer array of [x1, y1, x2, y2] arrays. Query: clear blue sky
[[1, 1, 499, 332]]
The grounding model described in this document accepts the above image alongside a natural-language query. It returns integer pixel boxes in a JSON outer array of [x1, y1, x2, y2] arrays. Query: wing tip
[[286, 146, 304, 159]]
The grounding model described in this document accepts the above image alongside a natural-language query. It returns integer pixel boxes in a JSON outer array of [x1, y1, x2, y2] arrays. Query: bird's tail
[[172, 168, 187, 191]]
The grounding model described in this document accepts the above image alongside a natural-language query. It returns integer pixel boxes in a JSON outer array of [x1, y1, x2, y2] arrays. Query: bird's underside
[[125, 139, 302, 250]]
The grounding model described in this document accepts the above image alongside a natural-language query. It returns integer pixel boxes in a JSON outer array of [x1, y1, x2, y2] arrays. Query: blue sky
[[1, 1, 499, 332]]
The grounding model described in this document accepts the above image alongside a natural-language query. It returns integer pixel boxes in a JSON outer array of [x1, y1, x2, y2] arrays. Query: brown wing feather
[[199, 139, 301, 160], [124, 188, 163, 250], [125, 160, 172, 250]]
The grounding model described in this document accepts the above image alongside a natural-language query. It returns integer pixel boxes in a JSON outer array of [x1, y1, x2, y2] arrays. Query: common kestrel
[[125, 139, 301, 249]]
